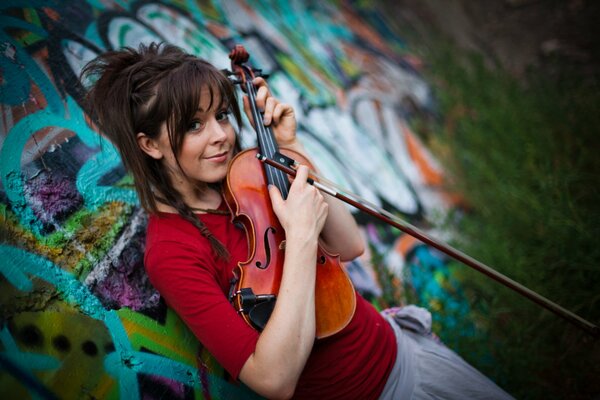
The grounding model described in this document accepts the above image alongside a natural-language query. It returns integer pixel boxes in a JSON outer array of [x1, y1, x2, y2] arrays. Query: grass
[[411, 43, 600, 399]]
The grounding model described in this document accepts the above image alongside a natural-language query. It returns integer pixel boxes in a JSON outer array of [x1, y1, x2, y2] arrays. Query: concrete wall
[[1, 1, 460, 398]]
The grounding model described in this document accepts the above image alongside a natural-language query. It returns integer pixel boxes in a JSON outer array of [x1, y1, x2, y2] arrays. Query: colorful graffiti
[[1, 0, 465, 398]]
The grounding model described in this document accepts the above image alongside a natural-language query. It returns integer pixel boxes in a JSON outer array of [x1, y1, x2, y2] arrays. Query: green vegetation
[[414, 44, 600, 399]]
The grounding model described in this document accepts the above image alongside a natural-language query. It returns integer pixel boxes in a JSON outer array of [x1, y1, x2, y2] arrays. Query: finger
[[254, 85, 269, 110], [271, 102, 291, 125], [295, 165, 310, 181], [268, 184, 284, 213], [263, 97, 277, 125], [252, 77, 268, 92], [292, 165, 310, 190]]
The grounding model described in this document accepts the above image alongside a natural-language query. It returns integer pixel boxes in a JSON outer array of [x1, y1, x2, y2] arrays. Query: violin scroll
[[229, 44, 250, 65], [228, 45, 251, 84]]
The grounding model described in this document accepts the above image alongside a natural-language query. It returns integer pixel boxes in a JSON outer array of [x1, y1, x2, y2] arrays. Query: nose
[[209, 118, 228, 143]]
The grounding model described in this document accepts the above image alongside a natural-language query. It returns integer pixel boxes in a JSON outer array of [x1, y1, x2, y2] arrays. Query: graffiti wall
[[1, 0, 463, 398]]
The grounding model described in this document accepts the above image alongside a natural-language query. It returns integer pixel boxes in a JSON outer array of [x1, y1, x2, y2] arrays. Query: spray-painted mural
[[1, 0, 467, 398]]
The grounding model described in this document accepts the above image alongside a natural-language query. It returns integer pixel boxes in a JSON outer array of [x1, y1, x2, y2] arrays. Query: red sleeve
[[144, 240, 259, 379]]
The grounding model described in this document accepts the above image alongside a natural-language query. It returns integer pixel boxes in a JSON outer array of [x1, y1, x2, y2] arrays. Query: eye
[[188, 119, 205, 131], [216, 110, 231, 122]]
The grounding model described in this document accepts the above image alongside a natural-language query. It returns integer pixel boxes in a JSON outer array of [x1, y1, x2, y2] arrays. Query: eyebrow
[[196, 104, 230, 113]]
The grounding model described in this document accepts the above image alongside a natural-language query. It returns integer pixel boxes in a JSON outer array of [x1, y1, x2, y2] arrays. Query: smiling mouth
[[206, 150, 230, 160]]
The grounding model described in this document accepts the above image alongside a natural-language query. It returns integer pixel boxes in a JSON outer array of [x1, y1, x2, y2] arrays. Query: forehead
[[197, 84, 226, 112]]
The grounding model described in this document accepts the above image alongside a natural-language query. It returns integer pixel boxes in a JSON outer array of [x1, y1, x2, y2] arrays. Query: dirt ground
[[381, 0, 600, 80]]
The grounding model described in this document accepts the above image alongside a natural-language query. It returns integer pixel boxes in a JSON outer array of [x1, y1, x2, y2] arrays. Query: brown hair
[[82, 42, 241, 259]]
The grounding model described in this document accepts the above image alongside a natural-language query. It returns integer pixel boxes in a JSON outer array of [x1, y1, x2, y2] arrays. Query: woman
[[82, 42, 513, 400]]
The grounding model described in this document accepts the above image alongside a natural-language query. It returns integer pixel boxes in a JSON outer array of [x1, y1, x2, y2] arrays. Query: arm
[[246, 78, 365, 261], [238, 166, 327, 399]]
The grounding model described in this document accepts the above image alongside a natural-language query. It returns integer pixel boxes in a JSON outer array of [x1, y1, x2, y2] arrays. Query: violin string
[[247, 81, 277, 187], [246, 77, 289, 199], [246, 80, 272, 182]]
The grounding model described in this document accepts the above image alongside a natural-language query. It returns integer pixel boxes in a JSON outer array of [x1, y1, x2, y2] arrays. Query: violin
[[224, 45, 356, 339]]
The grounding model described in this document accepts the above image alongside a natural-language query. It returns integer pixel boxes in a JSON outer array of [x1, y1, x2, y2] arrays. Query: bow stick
[[256, 152, 599, 338]]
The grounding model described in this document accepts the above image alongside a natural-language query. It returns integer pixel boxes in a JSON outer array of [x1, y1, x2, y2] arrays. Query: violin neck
[[243, 78, 291, 199]]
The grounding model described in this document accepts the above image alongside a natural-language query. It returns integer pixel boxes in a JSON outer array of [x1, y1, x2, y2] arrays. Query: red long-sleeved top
[[144, 208, 396, 399]]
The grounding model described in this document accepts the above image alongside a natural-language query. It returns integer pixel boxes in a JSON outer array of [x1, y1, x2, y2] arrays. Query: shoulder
[[144, 212, 214, 274], [146, 212, 210, 251], [146, 212, 202, 238]]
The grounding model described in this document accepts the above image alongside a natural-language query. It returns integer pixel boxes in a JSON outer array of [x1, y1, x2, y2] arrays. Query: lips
[[205, 150, 230, 162]]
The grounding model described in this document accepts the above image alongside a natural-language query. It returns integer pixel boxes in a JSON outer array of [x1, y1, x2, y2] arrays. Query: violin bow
[[257, 152, 599, 338]]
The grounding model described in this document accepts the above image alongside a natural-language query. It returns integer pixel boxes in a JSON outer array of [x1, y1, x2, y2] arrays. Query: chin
[[206, 170, 228, 184]]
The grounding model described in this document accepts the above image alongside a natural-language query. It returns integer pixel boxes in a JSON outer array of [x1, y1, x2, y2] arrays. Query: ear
[[137, 132, 164, 160]]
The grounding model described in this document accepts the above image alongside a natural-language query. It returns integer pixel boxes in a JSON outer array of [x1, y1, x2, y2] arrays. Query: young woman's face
[[156, 89, 237, 193]]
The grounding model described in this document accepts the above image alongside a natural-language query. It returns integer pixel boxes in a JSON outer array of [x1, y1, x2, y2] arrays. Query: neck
[[155, 186, 222, 214]]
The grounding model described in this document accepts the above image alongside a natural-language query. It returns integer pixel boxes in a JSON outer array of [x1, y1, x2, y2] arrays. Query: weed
[[414, 41, 600, 399]]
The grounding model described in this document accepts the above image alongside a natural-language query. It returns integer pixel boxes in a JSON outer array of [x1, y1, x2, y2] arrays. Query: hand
[[268, 165, 328, 243], [243, 77, 297, 147]]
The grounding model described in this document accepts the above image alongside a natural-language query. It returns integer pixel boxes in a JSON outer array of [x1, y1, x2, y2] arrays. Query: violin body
[[225, 147, 356, 339]]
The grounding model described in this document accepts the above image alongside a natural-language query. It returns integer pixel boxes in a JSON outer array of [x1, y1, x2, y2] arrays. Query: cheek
[[227, 129, 237, 147]]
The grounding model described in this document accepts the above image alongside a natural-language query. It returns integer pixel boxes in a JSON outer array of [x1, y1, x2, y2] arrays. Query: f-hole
[[257, 226, 277, 269]]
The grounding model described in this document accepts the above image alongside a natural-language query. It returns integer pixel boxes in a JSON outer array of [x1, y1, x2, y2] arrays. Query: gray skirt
[[378, 306, 514, 400]]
